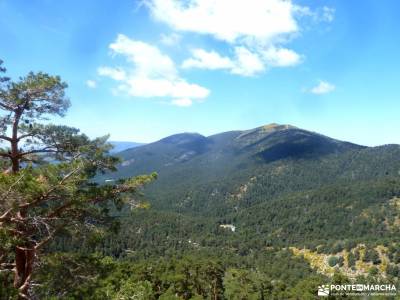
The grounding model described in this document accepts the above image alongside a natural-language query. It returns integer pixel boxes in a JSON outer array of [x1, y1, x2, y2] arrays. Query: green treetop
[[0, 59, 156, 299]]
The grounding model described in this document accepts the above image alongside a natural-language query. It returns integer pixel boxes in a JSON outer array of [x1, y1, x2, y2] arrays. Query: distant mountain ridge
[[109, 123, 364, 178], [94, 123, 400, 279], [103, 123, 400, 215], [109, 141, 144, 153]]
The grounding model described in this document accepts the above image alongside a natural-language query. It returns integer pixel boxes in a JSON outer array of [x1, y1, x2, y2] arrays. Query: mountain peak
[[259, 123, 297, 132], [236, 123, 296, 141]]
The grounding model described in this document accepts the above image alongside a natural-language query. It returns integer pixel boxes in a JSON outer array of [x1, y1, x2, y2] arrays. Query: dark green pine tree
[[0, 60, 156, 299]]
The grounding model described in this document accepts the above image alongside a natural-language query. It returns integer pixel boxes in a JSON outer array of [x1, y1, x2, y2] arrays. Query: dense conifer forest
[[42, 124, 400, 299]]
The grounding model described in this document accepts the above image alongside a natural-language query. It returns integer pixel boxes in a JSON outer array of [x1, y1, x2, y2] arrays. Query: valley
[[61, 123, 400, 298]]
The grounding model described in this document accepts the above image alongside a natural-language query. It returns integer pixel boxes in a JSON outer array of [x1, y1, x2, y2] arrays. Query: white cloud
[[182, 46, 299, 76], [120, 77, 209, 99], [160, 33, 182, 46], [146, 0, 299, 44], [181, 47, 266, 77], [86, 80, 97, 88], [97, 66, 126, 81], [261, 47, 302, 67], [182, 48, 234, 70], [295, 5, 335, 23], [109, 34, 177, 80], [310, 80, 335, 94], [98, 34, 210, 105], [146, 0, 334, 77], [231, 47, 265, 76]]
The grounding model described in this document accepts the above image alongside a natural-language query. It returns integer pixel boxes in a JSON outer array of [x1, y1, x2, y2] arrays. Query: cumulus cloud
[[181, 46, 300, 76], [182, 47, 268, 77], [181, 47, 266, 77], [98, 1, 335, 104], [97, 67, 126, 81], [231, 47, 265, 76], [146, 0, 333, 77], [146, 0, 299, 44], [261, 47, 302, 67], [86, 80, 97, 88], [182, 49, 234, 70], [119, 77, 209, 99], [310, 80, 336, 94], [98, 34, 209, 106], [109, 35, 177, 80]]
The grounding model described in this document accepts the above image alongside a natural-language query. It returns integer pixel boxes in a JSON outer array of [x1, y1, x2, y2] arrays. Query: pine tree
[[0, 60, 155, 299]]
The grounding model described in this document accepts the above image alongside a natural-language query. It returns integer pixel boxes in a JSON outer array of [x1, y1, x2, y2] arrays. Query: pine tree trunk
[[14, 246, 35, 299], [13, 209, 35, 299], [11, 155, 19, 173], [11, 109, 21, 173]]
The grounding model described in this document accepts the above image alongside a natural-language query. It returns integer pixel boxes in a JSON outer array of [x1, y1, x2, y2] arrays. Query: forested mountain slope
[[103, 123, 399, 215], [89, 124, 400, 256], [53, 124, 400, 298]]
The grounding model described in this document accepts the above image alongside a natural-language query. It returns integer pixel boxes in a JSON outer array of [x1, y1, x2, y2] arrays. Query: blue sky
[[0, 0, 399, 146]]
